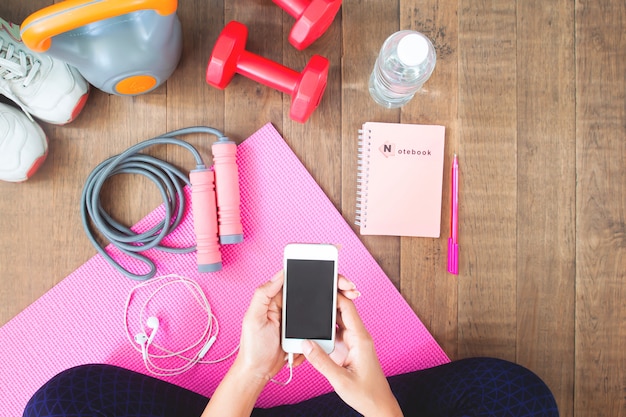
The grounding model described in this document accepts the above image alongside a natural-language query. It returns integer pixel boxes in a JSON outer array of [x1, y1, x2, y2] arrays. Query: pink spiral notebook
[[0, 123, 448, 416], [356, 122, 446, 237]]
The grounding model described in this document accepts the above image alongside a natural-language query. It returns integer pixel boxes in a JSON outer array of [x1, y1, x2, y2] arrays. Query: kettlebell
[[21, 0, 183, 96]]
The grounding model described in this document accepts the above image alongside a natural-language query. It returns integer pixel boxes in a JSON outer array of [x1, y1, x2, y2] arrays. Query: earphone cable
[[80, 126, 227, 281], [124, 274, 240, 377]]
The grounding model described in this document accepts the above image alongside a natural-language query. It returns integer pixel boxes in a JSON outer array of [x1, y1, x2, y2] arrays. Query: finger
[[270, 270, 284, 283], [246, 273, 284, 318], [339, 289, 361, 300], [302, 340, 346, 384], [291, 354, 306, 368], [329, 340, 349, 367], [336, 308, 346, 330], [337, 276, 360, 301], [273, 287, 283, 310], [337, 275, 356, 291], [266, 307, 281, 325], [336, 294, 367, 332]]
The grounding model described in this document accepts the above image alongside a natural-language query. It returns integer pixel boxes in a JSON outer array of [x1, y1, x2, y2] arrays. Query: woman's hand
[[234, 271, 360, 382], [302, 294, 404, 417], [202, 271, 365, 417], [202, 272, 290, 417], [232, 271, 299, 382]]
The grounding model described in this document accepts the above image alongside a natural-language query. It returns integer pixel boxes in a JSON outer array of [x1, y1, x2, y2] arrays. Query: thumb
[[302, 340, 345, 384], [246, 274, 283, 318]]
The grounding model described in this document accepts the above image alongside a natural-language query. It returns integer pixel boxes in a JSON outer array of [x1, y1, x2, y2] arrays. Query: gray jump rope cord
[[80, 126, 228, 281]]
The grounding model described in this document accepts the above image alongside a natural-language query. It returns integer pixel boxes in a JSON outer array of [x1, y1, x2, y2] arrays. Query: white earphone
[[124, 274, 239, 376], [134, 316, 160, 360], [134, 332, 149, 347], [145, 316, 160, 346]]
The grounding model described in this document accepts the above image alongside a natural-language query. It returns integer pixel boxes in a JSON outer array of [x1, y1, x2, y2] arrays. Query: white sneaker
[[0, 102, 48, 182], [0, 17, 89, 125]]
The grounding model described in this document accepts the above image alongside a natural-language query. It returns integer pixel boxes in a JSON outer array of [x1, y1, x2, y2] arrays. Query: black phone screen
[[285, 259, 335, 340]]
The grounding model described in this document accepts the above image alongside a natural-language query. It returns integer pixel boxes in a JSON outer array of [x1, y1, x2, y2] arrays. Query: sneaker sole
[[63, 89, 90, 125], [34, 86, 90, 126], [25, 144, 49, 180]]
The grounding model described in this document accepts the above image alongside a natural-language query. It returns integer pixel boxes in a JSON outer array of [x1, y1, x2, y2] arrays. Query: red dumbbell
[[273, 0, 342, 50], [206, 21, 329, 123]]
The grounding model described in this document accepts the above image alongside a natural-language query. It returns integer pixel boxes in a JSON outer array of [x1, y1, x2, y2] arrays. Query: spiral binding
[[355, 128, 371, 228]]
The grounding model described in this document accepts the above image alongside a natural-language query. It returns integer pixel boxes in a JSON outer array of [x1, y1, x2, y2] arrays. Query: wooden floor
[[1, 1, 624, 416]]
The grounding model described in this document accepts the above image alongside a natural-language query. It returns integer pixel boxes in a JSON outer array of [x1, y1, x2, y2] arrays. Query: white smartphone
[[281, 243, 338, 354]]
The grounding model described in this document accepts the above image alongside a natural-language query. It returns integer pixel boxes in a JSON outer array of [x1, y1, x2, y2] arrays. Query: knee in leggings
[[454, 357, 559, 416], [23, 364, 119, 417]]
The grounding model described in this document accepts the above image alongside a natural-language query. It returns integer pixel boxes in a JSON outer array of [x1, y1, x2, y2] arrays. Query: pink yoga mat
[[0, 123, 448, 415]]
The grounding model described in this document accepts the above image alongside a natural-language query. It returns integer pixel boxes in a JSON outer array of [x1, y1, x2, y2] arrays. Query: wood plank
[[224, 0, 284, 138], [280, 1, 343, 210], [457, 0, 517, 360], [168, 0, 225, 131], [1, 1, 625, 415], [341, 0, 402, 288], [575, 0, 626, 415], [516, 1, 576, 415], [399, 1, 460, 359], [0, 2, 169, 326], [0, 0, 58, 328], [163, 0, 225, 188]]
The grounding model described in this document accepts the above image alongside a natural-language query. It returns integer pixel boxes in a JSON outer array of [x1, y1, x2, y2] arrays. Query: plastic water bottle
[[369, 30, 437, 108]]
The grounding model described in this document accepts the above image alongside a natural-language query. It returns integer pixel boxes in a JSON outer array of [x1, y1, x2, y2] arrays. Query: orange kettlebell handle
[[21, 0, 178, 52]]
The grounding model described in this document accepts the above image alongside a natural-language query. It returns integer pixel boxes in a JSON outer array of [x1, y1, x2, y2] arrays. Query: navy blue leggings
[[23, 358, 559, 417]]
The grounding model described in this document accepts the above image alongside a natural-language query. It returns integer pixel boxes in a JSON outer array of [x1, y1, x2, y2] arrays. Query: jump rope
[[80, 126, 242, 281], [86, 128, 294, 381]]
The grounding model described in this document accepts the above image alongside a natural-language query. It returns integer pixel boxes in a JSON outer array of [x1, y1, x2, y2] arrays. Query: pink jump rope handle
[[189, 169, 222, 272], [212, 140, 244, 244]]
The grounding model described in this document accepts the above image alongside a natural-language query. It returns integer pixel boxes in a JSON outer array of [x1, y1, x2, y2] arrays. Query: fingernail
[[270, 272, 281, 282], [353, 290, 361, 298], [301, 340, 314, 355]]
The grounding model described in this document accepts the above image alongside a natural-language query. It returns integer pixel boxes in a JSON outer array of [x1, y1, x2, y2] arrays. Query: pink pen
[[447, 154, 459, 275]]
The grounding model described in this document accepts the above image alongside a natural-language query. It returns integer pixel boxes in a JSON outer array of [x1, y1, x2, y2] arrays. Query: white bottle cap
[[397, 33, 430, 67]]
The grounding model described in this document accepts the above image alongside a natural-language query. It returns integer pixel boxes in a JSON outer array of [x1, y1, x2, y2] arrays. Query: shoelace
[[0, 38, 41, 87]]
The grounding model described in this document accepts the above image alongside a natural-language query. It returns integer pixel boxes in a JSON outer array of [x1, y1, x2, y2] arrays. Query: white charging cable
[[123, 274, 239, 377], [271, 352, 295, 386]]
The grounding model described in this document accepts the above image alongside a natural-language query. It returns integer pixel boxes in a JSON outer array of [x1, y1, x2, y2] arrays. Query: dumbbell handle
[[206, 20, 328, 123], [190, 168, 222, 272], [237, 51, 300, 95], [273, 0, 310, 17]]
